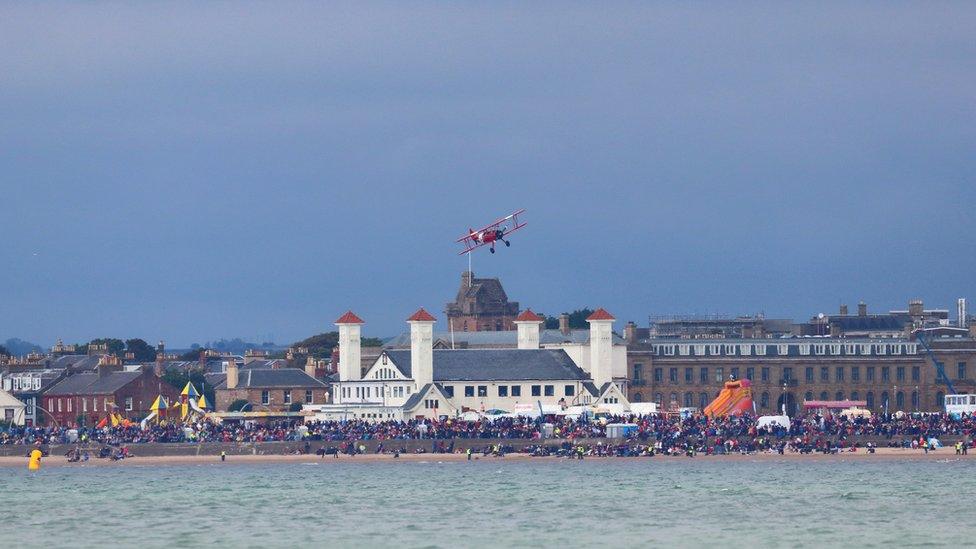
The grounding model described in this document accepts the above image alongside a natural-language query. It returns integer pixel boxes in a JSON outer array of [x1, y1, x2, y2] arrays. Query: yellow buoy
[[28, 448, 42, 471]]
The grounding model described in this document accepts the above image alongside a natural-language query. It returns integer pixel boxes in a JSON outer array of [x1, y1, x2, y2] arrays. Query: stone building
[[211, 361, 329, 412], [445, 271, 520, 332], [627, 336, 976, 414]]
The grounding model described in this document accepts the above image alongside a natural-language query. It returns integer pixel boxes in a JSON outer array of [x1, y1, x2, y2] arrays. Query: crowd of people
[[3, 411, 976, 452]]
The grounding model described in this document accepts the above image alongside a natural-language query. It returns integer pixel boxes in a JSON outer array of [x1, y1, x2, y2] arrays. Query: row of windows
[[638, 390, 931, 410], [650, 342, 918, 357], [449, 384, 576, 398], [46, 397, 133, 413], [260, 390, 315, 405], [640, 365, 933, 385], [341, 385, 411, 399]]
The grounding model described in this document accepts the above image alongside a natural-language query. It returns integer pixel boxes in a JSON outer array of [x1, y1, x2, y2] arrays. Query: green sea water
[[2, 457, 973, 548]]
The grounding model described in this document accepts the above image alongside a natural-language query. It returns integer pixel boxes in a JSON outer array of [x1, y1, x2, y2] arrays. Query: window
[[896, 367, 905, 382], [633, 363, 643, 381], [305, 390, 313, 403], [261, 390, 270, 405], [746, 367, 754, 380], [851, 367, 860, 383], [511, 386, 521, 397], [654, 368, 663, 383], [655, 393, 663, 405], [820, 367, 829, 382], [851, 391, 859, 401], [783, 368, 792, 381], [125, 397, 133, 411], [564, 385, 575, 397], [92, 398, 98, 412], [283, 390, 292, 404], [881, 391, 889, 409], [685, 368, 693, 383], [760, 392, 769, 408], [715, 368, 724, 383], [958, 362, 967, 380], [835, 391, 844, 401], [867, 367, 875, 382], [761, 368, 770, 382], [699, 392, 709, 408], [477, 386, 488, 397], [464, 386, 475, 397], [912, 367, 920, 382], [531, 385, 541, 397], [805, 367, 814, 383], [700, 368, 708, 384], [669, 392, 677, 405], [730, 367, 739, 380], [633, 393, 642, 402], [4, 409, 12, 422], [896, 392, 905, 409], [498, 386, 508, 397], [820, 391, 828, 400], [936, 392, 944, 406], [911, 391, 919, 408], [881, 367, 890, 382], [805, 391, 813, 402], [669, 368, 678, 383], [424, 399, 438, 409], [544, 385, 554, 397], [684, 392, 693, 407], [866, 392, 875, 409], [67, 399, 72, 412], [82, 398, 88, 412], [835, 367, 844, 382]]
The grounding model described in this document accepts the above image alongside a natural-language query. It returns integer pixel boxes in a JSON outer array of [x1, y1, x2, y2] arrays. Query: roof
[[587, 308, 616, 321], [515, 309, 544, 322], [212, 368, 326, 389], [402, 383, 433, 410], [0, 389, 25, 408], [335, 311, 365, 324], [383, 349, 589, 382], [407, 308, 437, 322], [829, 315, 906, 332], [45, 371, 144, 396], [384, 329, 625, 348]]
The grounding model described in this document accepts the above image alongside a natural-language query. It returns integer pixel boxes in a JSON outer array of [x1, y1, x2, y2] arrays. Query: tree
[[362, 337, 384, 347], [0, 345, 8, 357], [228, 399, 249, 412], [179, 349, 204, 361], [161, 367, 216, 410], [87, 338, 125, 357], [125, 338, 157, 362], [541, 309, 595, 330], [292, 332, 340, 359]]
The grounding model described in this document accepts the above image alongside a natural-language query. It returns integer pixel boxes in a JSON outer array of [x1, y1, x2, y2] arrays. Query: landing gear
[[490, 246, 495, 254], [504, 240, 510, 247]]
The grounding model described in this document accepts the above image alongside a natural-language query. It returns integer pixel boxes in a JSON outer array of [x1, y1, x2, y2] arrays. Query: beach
[[2, 446, 970, 468]]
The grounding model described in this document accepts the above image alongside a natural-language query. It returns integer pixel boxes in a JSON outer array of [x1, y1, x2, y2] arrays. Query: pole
[[467, 252, 472, 287]]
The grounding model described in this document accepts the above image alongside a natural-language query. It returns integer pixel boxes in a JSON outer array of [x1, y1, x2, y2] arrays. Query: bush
[[288, 402, 303, 412]]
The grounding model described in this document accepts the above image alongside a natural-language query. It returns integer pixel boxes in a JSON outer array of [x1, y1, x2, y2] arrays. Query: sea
[[2, 457, 972, 548]]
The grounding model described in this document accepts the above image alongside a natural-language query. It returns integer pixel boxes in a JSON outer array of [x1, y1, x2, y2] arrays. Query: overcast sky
[[2, 3, 974, 347]]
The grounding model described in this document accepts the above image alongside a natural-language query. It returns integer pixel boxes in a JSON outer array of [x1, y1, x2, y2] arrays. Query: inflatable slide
[[703, 379, 753, 418]]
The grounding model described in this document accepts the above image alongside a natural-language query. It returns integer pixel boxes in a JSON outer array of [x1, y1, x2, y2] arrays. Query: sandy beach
[[2, 447, 972, 468]]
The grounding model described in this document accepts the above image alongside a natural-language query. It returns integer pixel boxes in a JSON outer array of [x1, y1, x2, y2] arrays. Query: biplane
[[456, 209, 526, 254]]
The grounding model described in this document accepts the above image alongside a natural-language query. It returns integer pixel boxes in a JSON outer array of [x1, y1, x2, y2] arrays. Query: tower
[[514, 309, 544, 349], [335, 311, 365, 382], [587, 308, 616, 387], [408, 308, 436, 390]]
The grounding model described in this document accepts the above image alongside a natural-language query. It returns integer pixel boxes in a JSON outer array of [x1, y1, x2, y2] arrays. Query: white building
[[308, 308, 630, 422], [0, 389, 27, 425]]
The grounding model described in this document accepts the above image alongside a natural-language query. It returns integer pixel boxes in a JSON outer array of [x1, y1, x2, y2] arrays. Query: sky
[[1, 3, 974, 347]]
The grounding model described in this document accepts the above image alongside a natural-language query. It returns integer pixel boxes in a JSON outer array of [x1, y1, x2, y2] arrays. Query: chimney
[[408, 308, 436, 389], [305, 356, 317, 379], [226, 360, 238, 389], [335, 311, 365, 381], [839, 304, 848, 316], [559, 313, 570, 335], [514, 309, 543, 349], [587, 308, 616, 387], [909, 299, 924, 319], [959, 298, 968, 329], [858, 302, 867, 317], [624, 321, 637, 344]]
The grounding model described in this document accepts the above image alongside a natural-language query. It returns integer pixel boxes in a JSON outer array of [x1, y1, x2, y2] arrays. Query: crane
[[914, 331, 956, 395]]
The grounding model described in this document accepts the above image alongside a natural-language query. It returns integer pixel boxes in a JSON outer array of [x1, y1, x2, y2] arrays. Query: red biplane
[[456, 209, 526, 255]]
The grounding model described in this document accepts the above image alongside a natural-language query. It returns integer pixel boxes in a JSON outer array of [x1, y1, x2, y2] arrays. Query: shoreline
[[2, 447, 972, 468]]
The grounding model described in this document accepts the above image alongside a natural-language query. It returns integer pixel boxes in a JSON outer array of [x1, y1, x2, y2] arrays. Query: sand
[[1, 447, 971, 468]]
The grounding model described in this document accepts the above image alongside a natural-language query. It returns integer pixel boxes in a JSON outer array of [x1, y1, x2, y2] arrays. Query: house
[[311, 308, 631, 422], [210, 361, 329, 412], [44, 361, 178, 427], [0, 368, 66, 425], [0, 389, 27, 425]]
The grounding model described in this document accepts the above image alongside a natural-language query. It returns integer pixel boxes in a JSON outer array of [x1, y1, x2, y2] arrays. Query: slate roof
[[383, 329, 625, 348], [211, 368, 326, 389], [830, 315, 907, 332], [402, 383, 433, 410], [384, 349, 589, 382], [45, 371, 143, 395]]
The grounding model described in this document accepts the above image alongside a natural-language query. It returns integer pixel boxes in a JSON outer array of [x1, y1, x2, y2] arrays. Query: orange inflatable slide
[[703, 379, 754, 418]]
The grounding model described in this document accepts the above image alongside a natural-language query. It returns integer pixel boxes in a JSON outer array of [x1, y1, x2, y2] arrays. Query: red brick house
[[43, 364, 178, 427]]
